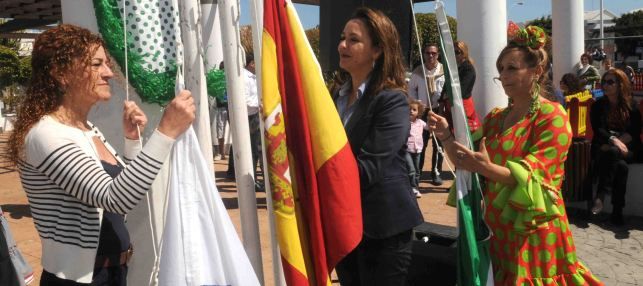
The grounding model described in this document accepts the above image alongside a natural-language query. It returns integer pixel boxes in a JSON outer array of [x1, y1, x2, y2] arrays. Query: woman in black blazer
[[333, 7, 423, 285]]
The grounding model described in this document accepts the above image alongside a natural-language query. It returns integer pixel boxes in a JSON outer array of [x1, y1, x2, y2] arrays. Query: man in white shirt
[[227, 54, 263, 189], [407, 43, 445, 185]]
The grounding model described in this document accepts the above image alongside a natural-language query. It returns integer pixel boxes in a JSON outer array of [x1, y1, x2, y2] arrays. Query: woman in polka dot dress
[[428, 25, 603, 285]]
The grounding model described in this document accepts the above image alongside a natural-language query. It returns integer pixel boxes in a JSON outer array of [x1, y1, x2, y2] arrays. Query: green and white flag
[[435, 2, 494, 285]]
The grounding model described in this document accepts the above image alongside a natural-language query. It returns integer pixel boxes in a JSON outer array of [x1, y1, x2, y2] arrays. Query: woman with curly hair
[[590, 69, 641, 225], [8, 24, 195, 285], [429, 24, 602, 284]]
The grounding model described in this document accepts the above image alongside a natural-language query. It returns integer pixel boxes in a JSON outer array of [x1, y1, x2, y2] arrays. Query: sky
[[239, 0, 643, 29]]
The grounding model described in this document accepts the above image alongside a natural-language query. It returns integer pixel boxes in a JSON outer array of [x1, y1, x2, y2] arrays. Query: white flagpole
[[178, 0, 215, 173], [249, 1, 286, 285], [219, 0, 265, 283]]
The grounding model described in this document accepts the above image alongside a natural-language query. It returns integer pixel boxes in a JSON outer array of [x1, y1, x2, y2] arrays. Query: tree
[[18, 55, 32, 85], [612, 10, 643, 59], [409, 13, 457, 68], [240, 25, 254, 56], [305, 26, 320, 60], [0, 45, 20, 89], [527, 16, 552, 36]]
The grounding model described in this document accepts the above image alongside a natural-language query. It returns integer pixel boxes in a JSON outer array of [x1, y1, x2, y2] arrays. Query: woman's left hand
[[123, 100, 148, 140], [452, 137, 491, 175], [612, 137, 629, 156]]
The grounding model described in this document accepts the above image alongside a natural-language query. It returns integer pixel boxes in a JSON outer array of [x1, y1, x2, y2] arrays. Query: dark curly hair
[[8, 24, 105, 165]]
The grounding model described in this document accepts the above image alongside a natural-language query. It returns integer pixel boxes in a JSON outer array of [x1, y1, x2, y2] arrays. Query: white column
[[219, 0, 264, 283], [457, 0, 507, 116], [202, 0, 224, 69], [552, 0, 584, 90]]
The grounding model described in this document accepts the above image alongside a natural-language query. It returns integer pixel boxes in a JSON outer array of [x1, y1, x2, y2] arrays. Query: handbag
[[0, 207, 34, 286]]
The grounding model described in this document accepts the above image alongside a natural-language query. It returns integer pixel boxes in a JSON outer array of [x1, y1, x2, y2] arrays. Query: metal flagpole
[[218, 0, 265, 283]]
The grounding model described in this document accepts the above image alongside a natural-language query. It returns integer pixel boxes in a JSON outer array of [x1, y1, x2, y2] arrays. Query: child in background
[[407, 100, 429, 198]]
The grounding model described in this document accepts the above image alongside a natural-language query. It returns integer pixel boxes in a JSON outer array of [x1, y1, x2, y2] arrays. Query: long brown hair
[[603, 68, 632, 129], [8, 24, 105, 164], [344, 7, 407, 97], [496, 43, 556, 102], [455, 41, 474, 65]]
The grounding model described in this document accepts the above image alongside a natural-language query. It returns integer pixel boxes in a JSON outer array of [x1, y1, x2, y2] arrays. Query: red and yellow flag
[[262, 0, 362, 285]]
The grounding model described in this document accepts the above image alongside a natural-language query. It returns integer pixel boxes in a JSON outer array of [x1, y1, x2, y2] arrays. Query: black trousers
[[40, 265, 127, 286], [419, 113, 443, 176], [336, 229, 413, 286], [596, 146, 632, 209], [227, 113, 262, 176]]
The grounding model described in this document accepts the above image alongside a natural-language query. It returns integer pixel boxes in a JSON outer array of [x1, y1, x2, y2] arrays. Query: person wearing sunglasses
[[441, 41, 482, 141], [408, 43, 446, 185], [589, 69, 642, 225]]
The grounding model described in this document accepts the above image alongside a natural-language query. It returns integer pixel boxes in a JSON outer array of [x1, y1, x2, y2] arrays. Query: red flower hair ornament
[[507, 21, 546, 49]]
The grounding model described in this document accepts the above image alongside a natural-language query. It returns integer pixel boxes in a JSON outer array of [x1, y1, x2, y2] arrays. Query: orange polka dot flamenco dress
[[481, 99, 602, 285]]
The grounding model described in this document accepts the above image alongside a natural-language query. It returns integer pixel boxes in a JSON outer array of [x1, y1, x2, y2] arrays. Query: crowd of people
[[4, 4, 643, 286]]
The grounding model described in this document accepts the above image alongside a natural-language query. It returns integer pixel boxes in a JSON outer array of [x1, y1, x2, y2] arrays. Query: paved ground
[[1, 131, 642, 285]]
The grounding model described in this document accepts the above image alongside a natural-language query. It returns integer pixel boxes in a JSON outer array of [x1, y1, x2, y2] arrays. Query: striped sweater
[[20, 115, 175, 283]]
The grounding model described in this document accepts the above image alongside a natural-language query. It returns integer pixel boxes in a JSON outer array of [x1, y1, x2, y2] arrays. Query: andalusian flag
[[262, 0, 362, 285], [435, 2, 494, 286]]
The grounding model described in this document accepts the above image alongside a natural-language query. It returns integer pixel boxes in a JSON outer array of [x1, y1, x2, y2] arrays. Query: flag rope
[[119, 2, 160, 284]]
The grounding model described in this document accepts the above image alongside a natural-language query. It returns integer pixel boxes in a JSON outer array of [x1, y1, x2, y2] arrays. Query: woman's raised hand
[[427, 111, 450, 140], [123, 100, 148, 140], [158, 90, 196, 139], [452, 137, 491, 174]]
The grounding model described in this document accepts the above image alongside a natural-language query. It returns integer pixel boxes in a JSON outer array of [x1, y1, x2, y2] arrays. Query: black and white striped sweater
[[20, 115, 174, 283]]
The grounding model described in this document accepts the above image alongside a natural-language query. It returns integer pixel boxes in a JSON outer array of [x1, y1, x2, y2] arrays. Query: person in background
[[601, 58, 613, 75], [440, 41, 482, 144], [7, 24, 195, 285], [429, 24, 602, 285], [408, 43, 445, 185], [214, 61, 229, 161], [555, 73, 585, 106], [227, 54, 263, 191], [333, 7, 423, 285], [589, 69, 641, 226], [577, 52, 600, 90], [406, 99, 429, 198], [623, 65, 635, 85]]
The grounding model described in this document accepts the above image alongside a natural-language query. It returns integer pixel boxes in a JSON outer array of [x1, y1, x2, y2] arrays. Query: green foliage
[[17, 56, 32, 85], [305, 26, 320, 60], [206, 69, 226, 100], [613, 10, 643, 58], [410, 13, 457, 68], [0, 45, 20, 89], [527, 16, 552, 36]]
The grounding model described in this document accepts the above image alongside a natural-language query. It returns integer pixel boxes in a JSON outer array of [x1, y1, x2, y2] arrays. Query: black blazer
[[335, 88, 423, 239]]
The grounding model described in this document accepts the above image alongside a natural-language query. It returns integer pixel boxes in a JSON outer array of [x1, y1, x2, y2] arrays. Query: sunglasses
[[425, 52, 438, 56], [601, 79, 617, 86], [455, 50, 463, 55]]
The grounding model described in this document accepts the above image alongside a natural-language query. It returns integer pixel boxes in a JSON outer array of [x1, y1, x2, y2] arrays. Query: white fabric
[[158, 126, 259, 286]]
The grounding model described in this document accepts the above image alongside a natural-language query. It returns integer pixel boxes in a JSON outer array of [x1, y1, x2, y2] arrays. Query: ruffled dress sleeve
[[489, 102, 572, 234]]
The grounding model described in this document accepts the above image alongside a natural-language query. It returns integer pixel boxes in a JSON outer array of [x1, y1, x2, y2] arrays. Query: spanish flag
[[262, 1, 362, 285]]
